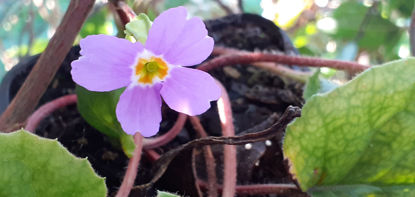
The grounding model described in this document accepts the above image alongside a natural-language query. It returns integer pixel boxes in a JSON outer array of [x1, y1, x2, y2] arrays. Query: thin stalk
[[200, 50, 369, 73], [142, 113, 187, 149], [116, 133, 144, 197], [216, 80, 237, 197], [189, 116, 218, 197], [25, 94, 77, 132]]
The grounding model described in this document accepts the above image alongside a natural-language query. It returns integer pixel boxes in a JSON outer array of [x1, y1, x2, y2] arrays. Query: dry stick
[[410, 5, 415, 56], [142, 113, 187, 149], [25, 94, 77, 132], [213, 0, 234, 15], [133, 106, 301, 190], [199, 51, 369, 73], [216, 80, 237, 197], [189, 116, 218, 197], [0, 0, 96, 132], [116, 133, 144, 197]]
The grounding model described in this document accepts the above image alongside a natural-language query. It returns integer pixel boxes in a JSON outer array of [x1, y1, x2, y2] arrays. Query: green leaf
[[0, 130, 107, 196], [164, 0, 189, 9], [332, 1, 400, 50], [284, 58, 415, 196], [242, 0, 262, 15], [125, 13, 152, 44], [0, 61, 5, 82], [80, 6, 112, 38], [303, 69, 338, 100], [157, 191, 181, 197], [76, 86, 135, 158], [382, 0, 415, 17]]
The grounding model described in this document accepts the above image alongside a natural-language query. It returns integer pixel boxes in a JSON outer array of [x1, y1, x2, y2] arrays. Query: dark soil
[[1, 14, 306, 196]]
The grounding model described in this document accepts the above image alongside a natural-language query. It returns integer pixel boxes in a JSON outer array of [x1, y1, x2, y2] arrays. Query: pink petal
[[160, 67, 221, 116], [164, 18, 214, 66], [116, 85, 162, 136], [71, 35, 143, 92], [145, 6, 187, 56]]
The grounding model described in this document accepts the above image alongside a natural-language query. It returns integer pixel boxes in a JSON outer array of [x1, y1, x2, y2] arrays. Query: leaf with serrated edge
[[0, 130, 107, 196], [284, 58, 415, 196]]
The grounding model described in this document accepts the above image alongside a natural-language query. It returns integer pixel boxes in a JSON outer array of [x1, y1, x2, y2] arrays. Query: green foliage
[[332, 1, 400, 51], [382, 0, 415, 17], [80, 6, 112, 38], [164, 0, 190, 9], [242, 0, 262, 15], [303, 69, 338, 100], [125, 14, 153, 44], [284, 58, 415, 196], [76, 86, 135, 158], [0, 130, 107, 196], [157, 191, 181, 197], [0, 62, 5, 82]]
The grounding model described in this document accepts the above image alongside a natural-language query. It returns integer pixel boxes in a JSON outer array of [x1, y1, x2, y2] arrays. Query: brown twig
[[237, 0, 244, 13], [25, 94, 77, 132], [0, 0, 95, 132], [142, 113, 187, 149], [216, 80, 237, 197], [133, 106, 301, 190], [213, 0, 234, 15], [116, 133, 144, 197], [199, 50, 369, 73], [189, 116, 218, 197]]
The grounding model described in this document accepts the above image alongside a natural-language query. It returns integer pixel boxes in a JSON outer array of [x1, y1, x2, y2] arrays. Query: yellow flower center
[[135, 57, 169, 84]]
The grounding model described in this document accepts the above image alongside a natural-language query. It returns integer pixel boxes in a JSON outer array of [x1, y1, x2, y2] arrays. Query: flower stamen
[[135, 57, 169, 84]]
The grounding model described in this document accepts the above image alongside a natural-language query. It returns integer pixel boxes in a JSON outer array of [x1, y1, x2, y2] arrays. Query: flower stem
[[201, 48, 369, 73], [25, 94, 77, 132], [189, 116, 218, 197], [216, 80, 237, 197], [108, 0, 136, 27], [116, 133, 144, 197], [212, 47, 312, 83], [142, 113, 187, 149]]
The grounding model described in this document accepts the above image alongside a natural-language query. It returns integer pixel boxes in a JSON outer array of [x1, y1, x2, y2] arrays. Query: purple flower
[[71, 7, 221, 137]]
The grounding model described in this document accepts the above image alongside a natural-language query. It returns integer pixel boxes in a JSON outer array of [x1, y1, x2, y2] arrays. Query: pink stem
[[25, 94, 77, 132], [216, 80, 237, 197], [189, 116, 218, 197], [144, 149, 161, 162], [142, 113, 187, 149], [200, 49, 369, 73], [116, 133, 144, 197]]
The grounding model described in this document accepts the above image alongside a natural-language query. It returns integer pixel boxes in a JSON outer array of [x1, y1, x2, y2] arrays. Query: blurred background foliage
[[0, 0, 414, 81]]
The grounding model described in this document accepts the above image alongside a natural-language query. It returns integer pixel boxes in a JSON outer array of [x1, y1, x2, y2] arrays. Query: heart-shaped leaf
[[0, 130, 107, 196], [284, 58, 415, 196]]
